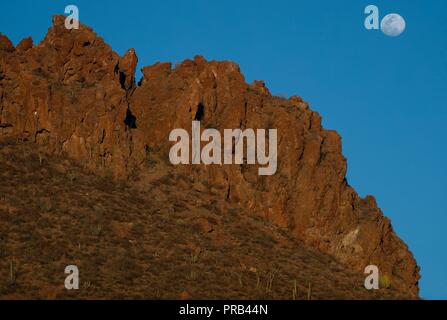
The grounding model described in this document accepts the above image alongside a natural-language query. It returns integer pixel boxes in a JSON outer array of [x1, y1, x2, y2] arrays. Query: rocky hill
[[0, 15, 419, 298]]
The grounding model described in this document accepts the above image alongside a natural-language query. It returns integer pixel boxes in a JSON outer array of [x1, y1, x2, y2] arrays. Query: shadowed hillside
[[0, 138, 408, 299]]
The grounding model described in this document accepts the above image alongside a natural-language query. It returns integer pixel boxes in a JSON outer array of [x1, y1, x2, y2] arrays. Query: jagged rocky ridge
[[0, 15, 420, 297]]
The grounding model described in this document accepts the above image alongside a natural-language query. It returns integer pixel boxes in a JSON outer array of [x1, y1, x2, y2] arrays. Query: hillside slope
[[0, 138, 409, 299]]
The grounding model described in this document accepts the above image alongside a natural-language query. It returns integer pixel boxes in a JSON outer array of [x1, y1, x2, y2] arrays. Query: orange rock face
[[0, 15, 420, 296]]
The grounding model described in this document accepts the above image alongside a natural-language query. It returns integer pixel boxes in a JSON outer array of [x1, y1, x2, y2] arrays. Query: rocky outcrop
[[0, 15, 420, 296]]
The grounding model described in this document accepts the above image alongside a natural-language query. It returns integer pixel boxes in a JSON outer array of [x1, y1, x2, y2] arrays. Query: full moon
[[381, 13, 406, 37]]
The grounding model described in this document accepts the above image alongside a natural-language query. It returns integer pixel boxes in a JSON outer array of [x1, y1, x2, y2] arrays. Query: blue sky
[[1, 0, 446, 299]]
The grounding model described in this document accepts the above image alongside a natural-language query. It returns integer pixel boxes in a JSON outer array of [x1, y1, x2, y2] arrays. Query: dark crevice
[[124, 109, 137, 129], [137, 77, 143, 87], [113, 62, 129, 90], [119, 71, 127, 90], [194, 103, 205, 121], [36, 128, 49, 134]]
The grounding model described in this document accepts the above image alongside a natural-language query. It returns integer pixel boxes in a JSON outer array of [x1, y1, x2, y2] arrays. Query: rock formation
[[0, 15, 420, 297]]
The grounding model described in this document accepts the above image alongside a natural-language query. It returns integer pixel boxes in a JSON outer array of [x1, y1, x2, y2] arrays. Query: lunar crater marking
[[381, 13, 406, 37]]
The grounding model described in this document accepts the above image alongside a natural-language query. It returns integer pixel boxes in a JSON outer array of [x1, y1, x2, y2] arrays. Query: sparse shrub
[[190, 250, 200, 264], [186, 270, 197, 281], [66, 172, 77, 183], [256, 272, 261, 290], [156, 173, 173, 185], [236, 272, 243, 288], [145, 145, 158, 168], [69, 88, 78, 104], [265, 269, 276, 293], [204, 122, 217, 129], [82, 281, 92, 290], [228, 208, 238, 216], [9, 257, 20, 284], [90, 224, 104, 237], [201, 202, 217, 212], [379, 274, 391, 289], [79, 81, 96, 89], [292, 279, 298, 300], [37, 200, 53, 213], [132, 222, 145, 236], [39, 153, 46, 166], [173, 200, 187, 213]]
